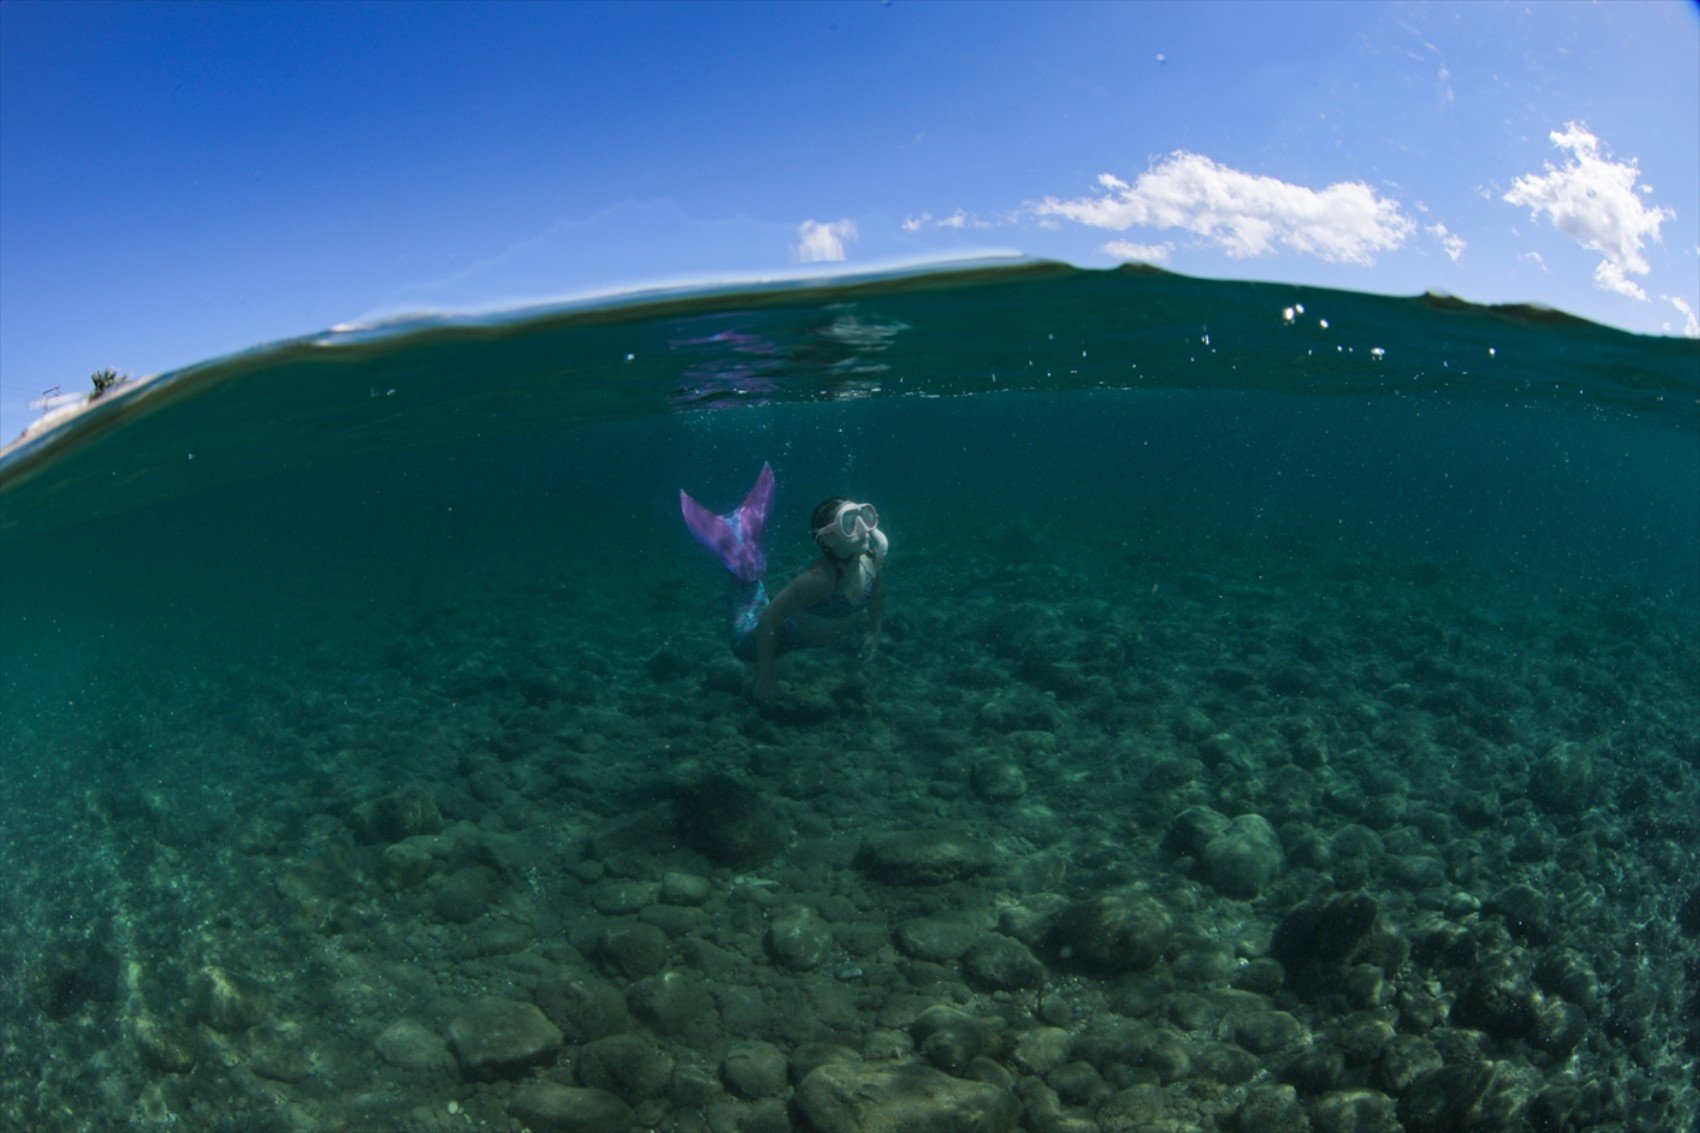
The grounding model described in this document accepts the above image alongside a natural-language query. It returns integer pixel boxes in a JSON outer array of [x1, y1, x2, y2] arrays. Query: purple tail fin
[[680, 462, 775, 583]]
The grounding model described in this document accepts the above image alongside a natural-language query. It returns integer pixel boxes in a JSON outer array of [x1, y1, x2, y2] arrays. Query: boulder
[[856, 830, 997, 885], [507, 1083, 633, 1133], [795, 1061, 1018, 1133], [673, 773, 785, 866], [375, 1019, 450, 1073], [351, 783, 442, 844], [1201, 814, 1284, 899], [448, 998, 562, 1079], [963, 936, 1046, 991], [575, 1034, 675, 1105], [1528, 742, 1593, 815], [721, 1040, 789, 1099], [1046, 893, 1175, 973], [767, 906, 833, 971]]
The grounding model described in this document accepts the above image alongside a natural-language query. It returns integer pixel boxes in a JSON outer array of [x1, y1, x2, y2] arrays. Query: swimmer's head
[[813, 498, 878, 558]]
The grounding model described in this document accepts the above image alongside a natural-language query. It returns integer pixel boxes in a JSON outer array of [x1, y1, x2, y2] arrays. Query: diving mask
[[820, 502, 878, 541]]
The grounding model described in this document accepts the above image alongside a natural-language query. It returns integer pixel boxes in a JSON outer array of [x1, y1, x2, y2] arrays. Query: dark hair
[[810, 497, 852, 573], [810, 498, 847, 535]]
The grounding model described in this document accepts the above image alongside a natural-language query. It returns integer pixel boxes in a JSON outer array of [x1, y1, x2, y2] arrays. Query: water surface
[[2, 262, 1696, 1132]]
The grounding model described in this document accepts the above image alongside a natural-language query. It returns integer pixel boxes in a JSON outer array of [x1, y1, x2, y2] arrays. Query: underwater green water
[[1, 263, 1697, 1131]]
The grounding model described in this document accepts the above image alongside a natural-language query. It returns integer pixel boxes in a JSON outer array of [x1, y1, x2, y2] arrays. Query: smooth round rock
[[855, 830, 997, 885], [507, 1083, 633, 1133], [673, 773, 785, 866], [1235, 1083, 1309, 1133], [1271, 893, 1379, 979], [964, 935, 1046, 991], [378, 839, 437, 891], [1201, 813, 1284, 899], [352, 783, 443, 844], [590, 881, 657, 915], [1099, 1084, 1165, 1127], [1451, 959, 1538, 1040], [1193, 1041, 1259, 1086], [1046, 893, 1175, 973], [597, 921, 672, 979], [1533, 998, 1589, 1054], [448, 997, 562, 1079], [435, 866, 500, 924], [796, 1060, 1018, 1133], [894, 916, 982, 963], [766, 907, 832, 971], [911, 1006, 1000, 1077], [971, 760, 1028, 801], [627, 970, 718, 1038], [1011, 1027, 1073, 1075], [535, 971, 630, 1042], [375, 1019, 449, 1073], [1233, 1010, 1304, 1055], [722, 1040, 789, 1099], [660, 871, 712, 906], [131, 1014, 196, 1074], [1046, 1060, 1112, 1108], [1529, 742, 1593, 815], [1397, 1061, 1495, 1133], [197, 967, 269, 1033], [250, 1023, 313, 1083], [1377, 1034, 1442, 1094], [789, 1043, 861, 1086], [1167, 806, 1231, 858], [1485, 883, 1552, 945], [575, 1034, 675, 1104]]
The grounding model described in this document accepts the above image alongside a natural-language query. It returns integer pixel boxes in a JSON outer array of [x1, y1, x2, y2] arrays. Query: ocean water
[[1, 262, 1696, 1132]]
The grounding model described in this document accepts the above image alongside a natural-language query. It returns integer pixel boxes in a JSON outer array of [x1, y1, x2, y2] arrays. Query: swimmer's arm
[[753, 569, 832, 699]]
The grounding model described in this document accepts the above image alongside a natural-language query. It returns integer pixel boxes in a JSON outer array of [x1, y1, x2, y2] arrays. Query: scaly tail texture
[[680, 462, 775, 583]]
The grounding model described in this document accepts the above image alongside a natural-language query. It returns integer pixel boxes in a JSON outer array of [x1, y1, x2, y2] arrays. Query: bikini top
[[808, 553, 878, 620]]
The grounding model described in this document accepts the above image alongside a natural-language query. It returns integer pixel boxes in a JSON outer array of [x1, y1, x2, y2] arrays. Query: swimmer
[[680, 462, 886, 704]]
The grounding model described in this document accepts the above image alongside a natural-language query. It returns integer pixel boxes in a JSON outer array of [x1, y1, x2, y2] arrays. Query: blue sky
[[2, 1, 1696, 444]]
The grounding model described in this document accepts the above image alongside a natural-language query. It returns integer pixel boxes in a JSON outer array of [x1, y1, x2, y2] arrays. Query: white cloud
[[1426, 223, 1466, 263], [794, 218, 858, 263], [1503, 123, 1674, 302], [1031, 152, 1414, 265], [1665, 295, 1699, 339], [1102, 240, 1174, 264], [1593, 260, 1649, 301], [904, 209, 969, 233], [1522, 251, 1547, 271]]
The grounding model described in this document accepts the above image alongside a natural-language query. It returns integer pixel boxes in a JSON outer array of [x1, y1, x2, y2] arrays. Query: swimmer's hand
[[860, 632, 880, 662]]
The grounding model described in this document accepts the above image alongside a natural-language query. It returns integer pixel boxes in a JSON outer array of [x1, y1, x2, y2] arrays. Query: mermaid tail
[[680, 462, 775, 583]]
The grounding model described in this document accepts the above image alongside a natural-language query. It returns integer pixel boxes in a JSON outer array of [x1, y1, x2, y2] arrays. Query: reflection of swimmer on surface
[[680, 462, 886, 705]]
